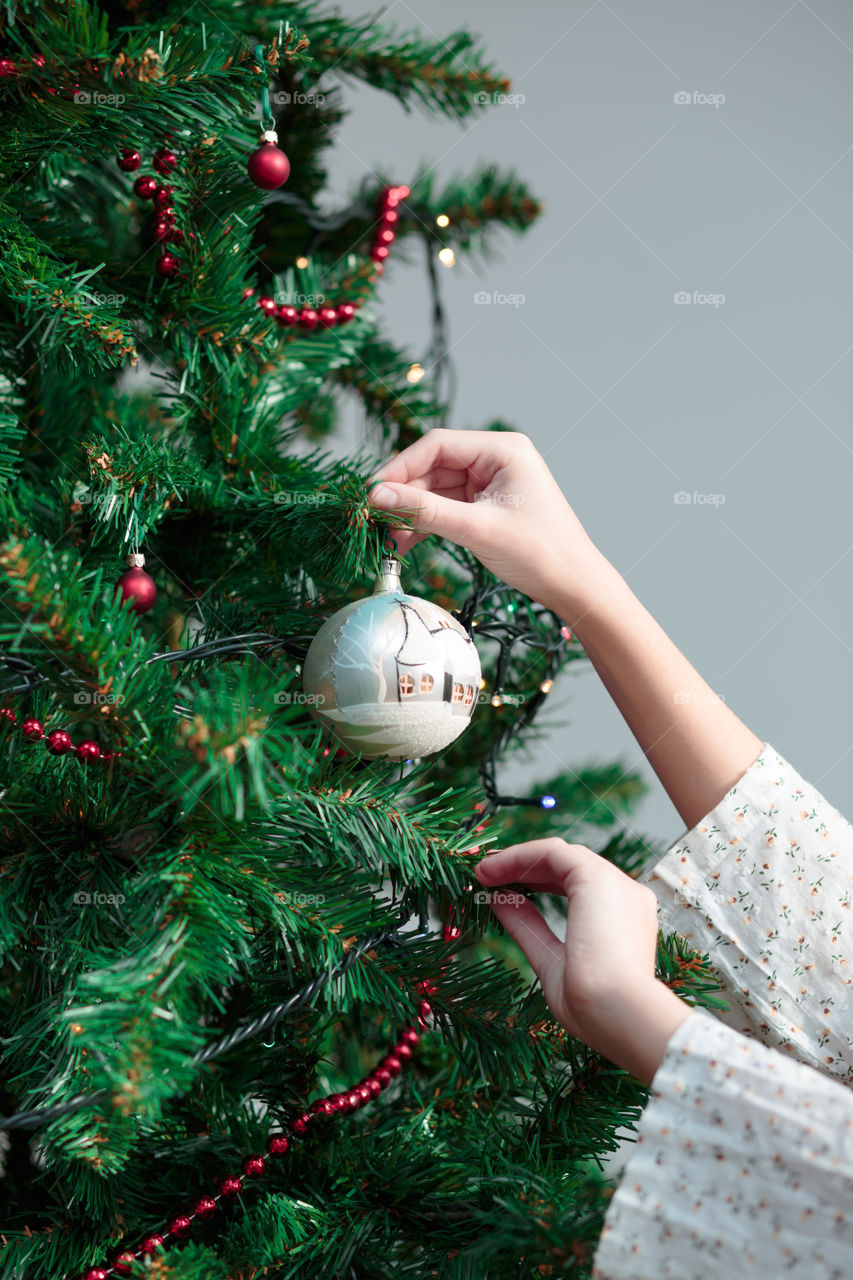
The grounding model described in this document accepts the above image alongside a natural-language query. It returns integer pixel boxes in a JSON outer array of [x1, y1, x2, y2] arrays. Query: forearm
[[551, 548, 763, 831]]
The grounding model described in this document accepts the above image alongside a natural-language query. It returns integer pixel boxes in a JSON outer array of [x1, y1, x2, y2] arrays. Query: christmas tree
[[0, 3, 723, 1277]]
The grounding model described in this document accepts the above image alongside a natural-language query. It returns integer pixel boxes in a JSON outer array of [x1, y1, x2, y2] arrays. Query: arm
[[367, 428, 762, 831]]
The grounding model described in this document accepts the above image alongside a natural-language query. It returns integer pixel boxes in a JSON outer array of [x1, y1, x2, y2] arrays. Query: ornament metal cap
[[373, 556, 402, 596], [126, 552, 146, 568], [260, 129, 279, 145]]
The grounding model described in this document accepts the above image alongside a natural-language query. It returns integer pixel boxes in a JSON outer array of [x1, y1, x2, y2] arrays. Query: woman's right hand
[[366, 428, 602, 620]]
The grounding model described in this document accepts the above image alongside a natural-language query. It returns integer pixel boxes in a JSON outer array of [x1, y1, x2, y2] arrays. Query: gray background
[[323, 0, 852, 848]]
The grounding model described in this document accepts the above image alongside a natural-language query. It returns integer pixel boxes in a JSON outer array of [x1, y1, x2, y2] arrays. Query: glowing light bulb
[[540, 794, 557, 810], [478, 678, 487, 690], [491, 694, 502, 707], [436, 213, 450, 227], [540, 679, 553, 694], [438, 247, 456, 267], [296, 256, 309, 269], [560, 625, 572, 641], [406, 363, 425, 384]]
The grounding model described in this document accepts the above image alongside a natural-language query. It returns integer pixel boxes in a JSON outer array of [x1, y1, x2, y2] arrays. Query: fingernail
[[370, 483, 400, 509]]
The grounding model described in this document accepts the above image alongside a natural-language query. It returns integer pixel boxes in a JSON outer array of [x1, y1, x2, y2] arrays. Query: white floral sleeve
[[591, 744, 853, 1279], [642, 742, 853, 1079]]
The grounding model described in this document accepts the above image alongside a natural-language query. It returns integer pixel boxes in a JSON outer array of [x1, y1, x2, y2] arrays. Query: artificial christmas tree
[[0, 3, 723, 1277]]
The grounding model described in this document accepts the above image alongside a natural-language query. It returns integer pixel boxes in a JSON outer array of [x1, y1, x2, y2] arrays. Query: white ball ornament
[[302, 556, 481, 760]]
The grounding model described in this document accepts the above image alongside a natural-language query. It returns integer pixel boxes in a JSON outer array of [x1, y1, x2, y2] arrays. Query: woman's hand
[[367, 428, 602, 620], [474, 839, 691, 1085]]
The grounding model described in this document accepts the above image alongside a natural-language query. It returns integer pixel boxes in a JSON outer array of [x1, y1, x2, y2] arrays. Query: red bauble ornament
[[140, 1235, 164, 1256], [168, 1215, 191, 1236], [247, 132, 291, 190], [153, 148, 178, 175], [366, 1077, 381, 1099], [356, 1084, 372, 1104], [82, 1270, 108, 1280], [267, 1133, 290, 1156], [377, 227, 395, 246], [75, 740, 101, 764], [114, 555, 157, 614], [0, 706, 15, 725], [257, 295, 277, 315], [113, 1253, 136, 1275], [132, 174, 158, 199], [291, 1112, 312, 1134], [297, 308, 319, 330], [45, 729, 73, 755], [394, 1042, 413, 1063], [276, 305, 298, 326], [336, 302, 356, 324], [21, 717, 44, 741], [374, 1067, 392, 1088], [371, 244, 390, 263], [381, 208, 400, 229], [318, 306, 338, 327], [0, 58, 17, 79], [194, 1196, 217, 1218], [383, 1054, 402, 1076], [310, 1097, 333, 1116], [152, 183, 174, 208], [152, 218, 173, 242], [117, 149, 141, 172], [242, 1154, 266, 1178], [221, 1175, 243, 1197], [400, 1027, 420, 1046], [155, 252, 180, 278]]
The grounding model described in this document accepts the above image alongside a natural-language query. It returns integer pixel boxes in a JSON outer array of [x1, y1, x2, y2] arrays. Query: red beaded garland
[[153, 148, 178, 175], [374, 1067, 392, 1088], [21, 717, 44, 741], [117, 149, 141, 172], [220, 1175, 243, 1197], [82, 1270, 108, 1280], [394, 1042, 413, 1063], [152, 218, 173, 242], [45, 729, 73, 755], [336, 302, 356, 323], [291, 1112, 312, 1134], [297, 308, 319, 330], [267, 1133, 290, 1156], [140, 1235, 165, 1255], [242, 1154, 266, 1178], [383, 1055, 402, 1076], [400, 1028, 420, 1046], [0, 707, 16, 725], [132, 174, 158, 200], [155, 252, 181, 278], [113, 1253, 136, 1275], [371, 244, 390, 263], [276, 305, 298, 326], [168, 1215, 192, 1236], [356, 1083, 372, 1104], [194, 1195, 217, 1218], [153, 183, 174, 209], [366, 1077, 382, 1099], [75, 740, 101, 765], [318, 306, 338, 327]]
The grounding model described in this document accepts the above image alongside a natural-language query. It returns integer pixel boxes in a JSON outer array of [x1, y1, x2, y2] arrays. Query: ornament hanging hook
[[255, 43, 276, 134]]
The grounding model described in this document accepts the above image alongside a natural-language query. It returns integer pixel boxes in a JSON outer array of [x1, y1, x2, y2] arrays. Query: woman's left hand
[[474, 839, 692, 1085]]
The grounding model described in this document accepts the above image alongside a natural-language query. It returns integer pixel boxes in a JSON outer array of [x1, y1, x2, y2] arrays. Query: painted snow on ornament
[[302, 563, 481, 760]]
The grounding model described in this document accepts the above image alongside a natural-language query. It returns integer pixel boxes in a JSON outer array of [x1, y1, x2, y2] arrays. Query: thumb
[[368, 482, 482, 548]]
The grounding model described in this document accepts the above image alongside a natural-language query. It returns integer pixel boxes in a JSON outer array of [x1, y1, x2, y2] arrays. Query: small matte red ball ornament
[[153, 183, 174, 208], [21, 717, 44, 741], [168, 1215, 191, 1236], [153, 148, 178, 175], [194, 1196, 217, 1218], [132, 174, 157, 199], [115, 562, 157, 614], [371, 244, 390, 263], [291, 1112, 312, 1134], [75, 740, 101, 764], [0, 707, 15, 725], [155, 252, 180, 278], [221, 1176, 243, 1197], [140, 1235, 165, 1256], [267, 1133, 290, 1156], [46, 729, 73, 755], [117, 149, 141, 172], [247, 134, 291, 190], [113, 1254, 136, 1275], [298, 308, 319, 330], [276, 305, 298, 326], [242, 1154, 266, 1178]]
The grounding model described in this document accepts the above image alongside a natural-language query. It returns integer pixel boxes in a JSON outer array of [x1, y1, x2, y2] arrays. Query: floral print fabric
[[592, 743, 853, 1278]]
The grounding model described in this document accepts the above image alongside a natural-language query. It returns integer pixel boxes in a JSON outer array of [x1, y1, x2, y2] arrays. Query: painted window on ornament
[[419, 673, 434, 693], [452, 683, 464, 703], [399, 674, 415, 696], [463, 685, 474, 706]]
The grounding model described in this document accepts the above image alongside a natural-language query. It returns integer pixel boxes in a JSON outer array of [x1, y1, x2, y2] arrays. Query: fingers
[[367, 480, 489, 549], [368, 428, 520, 490], [486, 892, 564, 983], [474, 840, 597, 897]]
